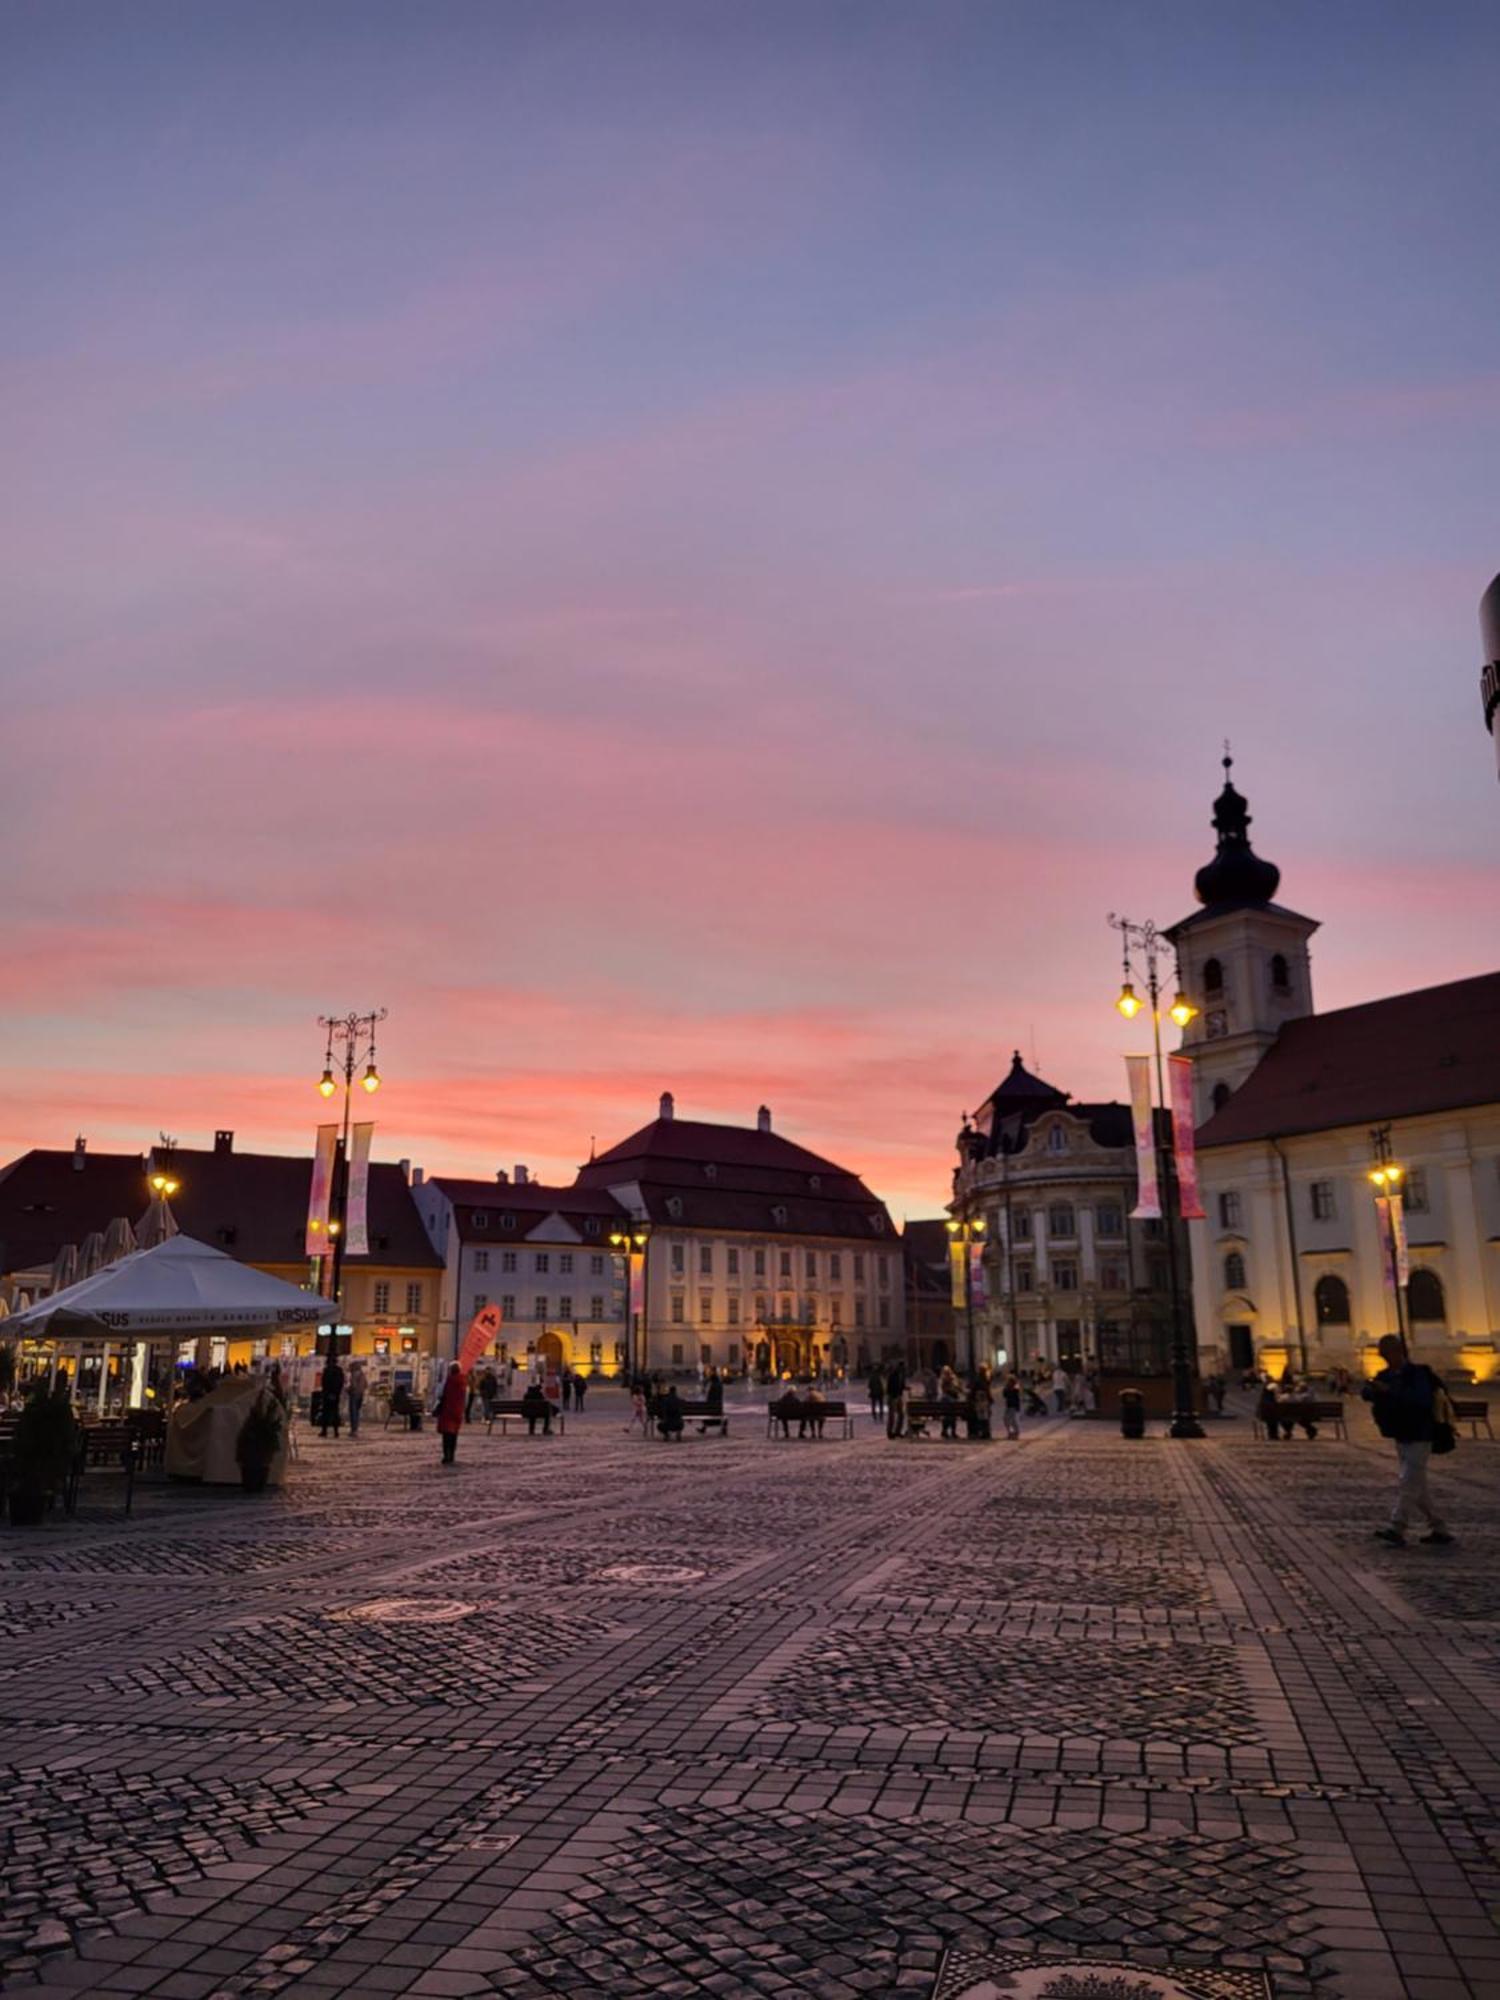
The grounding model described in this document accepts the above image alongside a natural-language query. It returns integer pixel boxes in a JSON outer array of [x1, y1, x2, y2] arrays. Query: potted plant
[[7, 1383, 79, 1526], [235, 1397, 284, 1494]]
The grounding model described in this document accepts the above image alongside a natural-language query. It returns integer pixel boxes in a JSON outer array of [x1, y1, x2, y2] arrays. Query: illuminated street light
[[313, 1009, 387, 1352]]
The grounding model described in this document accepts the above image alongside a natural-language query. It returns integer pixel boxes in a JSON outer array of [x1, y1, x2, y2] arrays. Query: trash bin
[[1119, 1389, 1145, 1440]]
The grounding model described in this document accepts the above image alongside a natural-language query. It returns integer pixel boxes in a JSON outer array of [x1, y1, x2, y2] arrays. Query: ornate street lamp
[[945, 1209, 986, 1376], [315, 1009, 386, 1351], [1108, 914, 1203, 1439], [1368, 1125, 1408, 1345], [609, 1223, 651, 1381]]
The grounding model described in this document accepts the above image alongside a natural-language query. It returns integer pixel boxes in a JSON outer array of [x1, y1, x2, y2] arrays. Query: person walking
[[561, 1369, 574, 1412], [1363, 1334, 1455, 1546], [885, 1359, 907, 1439], [867, 1365, 885, 1420], [435, 1364, 467, 1466], [478, 1366, 500, 1423], [1001, 1371, 1022, 1441], [346, 1358, 368, 1439], [319, 1355, 344, 1439], [573, 1371, 588, 1412]]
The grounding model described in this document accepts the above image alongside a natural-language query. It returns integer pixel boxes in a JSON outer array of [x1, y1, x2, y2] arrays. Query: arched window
[[1314, 1274, 1351, 1326], [1408, 1268, 1446, 1324], [1203, 957, 1224, 995], [1223, 1251, 1246, 1290], [1270, 952, 1291, 993], [1211, 1082, 1231, 1113]]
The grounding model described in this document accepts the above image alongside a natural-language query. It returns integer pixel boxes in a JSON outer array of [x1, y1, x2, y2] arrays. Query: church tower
[[1165, 757, 1318, 1125]]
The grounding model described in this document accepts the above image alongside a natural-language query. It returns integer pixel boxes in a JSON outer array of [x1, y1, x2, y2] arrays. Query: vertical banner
[[628, 1248, 645, 1321], [968, 1238, 988, 1307], [1390, 1195, 1410, 1286], [305, 1124, 337, 1256], [1167, 1056, 1206, 1220], [1384, 1200, 1408, 1296], [457, 1301, 503, 1374], [345, 1122, 374, 1256], [950, 1240, 966, 1309], [1125, 1056, 1161, 1218]]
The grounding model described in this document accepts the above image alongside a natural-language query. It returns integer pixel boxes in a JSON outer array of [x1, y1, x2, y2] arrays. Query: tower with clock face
[[1165, 758, 1319, 1127]]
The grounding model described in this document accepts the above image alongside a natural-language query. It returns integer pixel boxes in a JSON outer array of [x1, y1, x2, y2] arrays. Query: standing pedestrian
[[573, 1370, 588, 1412], [867, 1364, 885, 1419], [885, 1359, 907, 1439], [1051, 1365, 1069, 1414], [561, 1369, 574, 1412], [435, 1364, 467, 1466], [1002, 1371, 1022, 1440], [1363, 1335, 1456, 1546], [346, 1358, 368, 1438], [319, 1354, 344, 1439]]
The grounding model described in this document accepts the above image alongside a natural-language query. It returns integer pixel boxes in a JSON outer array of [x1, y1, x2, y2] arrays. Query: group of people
[[314, 1356, 369, 1438], [626, 1367, 726, 1440]]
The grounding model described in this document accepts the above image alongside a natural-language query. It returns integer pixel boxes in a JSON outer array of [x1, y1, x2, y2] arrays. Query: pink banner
[[1125, 1056, 1160, 1218], [1168, 1057, 1206, 1220], [1377, 1194, 1411, 1288], [305, 1124, 337, 1257], [1376, 1197, 1395, 1292], [1391, 1194, 1410, 1285], [969, 1238, 988, 1307], [345, 1122, 374, 1256], [628, 1247, 645, 1320], [458, 1301, 503, 1375]]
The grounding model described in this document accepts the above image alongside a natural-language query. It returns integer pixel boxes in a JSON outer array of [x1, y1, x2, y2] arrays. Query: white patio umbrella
[[76, 1231, 107, 1281], [49, 1242, 78, 1294], [4, 1235, 335, 1338], [135, 1195, 180, 1251]]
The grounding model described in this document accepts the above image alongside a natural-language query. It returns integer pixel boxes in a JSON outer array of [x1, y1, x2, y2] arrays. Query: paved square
[[2, 1391, 1498, 1998]]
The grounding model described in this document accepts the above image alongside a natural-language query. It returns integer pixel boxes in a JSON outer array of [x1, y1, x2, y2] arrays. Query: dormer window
[[584, 1216, 601, 1236], [866, 1212, 884, 1234], [666, 1197, 684, 1220], [500, 1212, 516, 1230], [703, 1163, 718, 1179], [1047, 1125, 1066, 1153], [808, 1174, 821, 1191], [473, 1211, 490, 1229], [771, 1204, 788, 1227]]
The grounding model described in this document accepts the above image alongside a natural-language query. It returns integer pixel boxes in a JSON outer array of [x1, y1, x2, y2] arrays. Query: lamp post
[[946, 1208, 985, 1376], [1108, 914, 1203, 1439], [609, 1223, 650, 1381], [315, 1009, 386, 1356], [1368, 1125, 1408, 1346]]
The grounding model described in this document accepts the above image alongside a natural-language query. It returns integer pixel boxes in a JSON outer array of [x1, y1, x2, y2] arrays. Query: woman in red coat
[[436, 1366, 468, 1466]]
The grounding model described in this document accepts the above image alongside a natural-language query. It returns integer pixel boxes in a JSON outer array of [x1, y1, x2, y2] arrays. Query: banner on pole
[[457, 1301, 503, 1375], [1390, 1194, 1410, 1286], [1168, 1056, 1206, 1220], [628, 1248, 646, 1320], [950, 1240, 966, 1310], [1125, 1056, 1161, 1219], [968, 1238, 988, 1307], [1375, 1196, 1395, 1292], [305, 1125, 337, 1256], [345, 1122, 374, 1256]]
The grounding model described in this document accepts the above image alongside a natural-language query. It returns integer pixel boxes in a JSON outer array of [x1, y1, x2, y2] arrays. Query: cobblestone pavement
[[2, 1390, 1498, 1999]]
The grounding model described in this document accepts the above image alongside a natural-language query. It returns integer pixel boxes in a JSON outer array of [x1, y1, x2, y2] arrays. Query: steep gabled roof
[[1198, 972, 1500, 1148], [427, 1179, 629, 1239]]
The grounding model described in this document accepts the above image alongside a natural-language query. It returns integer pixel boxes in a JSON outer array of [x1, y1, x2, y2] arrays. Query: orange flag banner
[[457, 1301, 503, 1376]]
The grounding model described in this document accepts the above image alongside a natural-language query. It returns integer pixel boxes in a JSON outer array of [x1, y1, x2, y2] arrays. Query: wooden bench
[[897, 1397, 967, 1439], [484, 1399, 564, 1436], [1450, 1397, 1494, 1439], [640, 1399, 728, 1437], [765, 1398, 852, 1440], [1253, 1398, 1347, 1440]]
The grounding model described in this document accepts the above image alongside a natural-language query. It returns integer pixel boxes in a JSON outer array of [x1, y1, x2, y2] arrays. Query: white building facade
[[1166, 764, 1500, 1380]]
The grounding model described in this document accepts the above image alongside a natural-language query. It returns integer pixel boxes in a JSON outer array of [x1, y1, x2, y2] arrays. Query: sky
[[3, 1, 1498, 1220]]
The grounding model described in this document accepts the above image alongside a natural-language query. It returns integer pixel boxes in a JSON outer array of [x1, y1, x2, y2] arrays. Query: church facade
[[1168, 764, 1500, 1381]]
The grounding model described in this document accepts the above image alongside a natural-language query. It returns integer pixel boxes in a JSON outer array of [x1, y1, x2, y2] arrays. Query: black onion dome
[[1193, 755, 1281, 909], [1482, 573, 1500, 668]]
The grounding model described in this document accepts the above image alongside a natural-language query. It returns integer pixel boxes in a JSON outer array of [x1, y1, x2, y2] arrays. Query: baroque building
[[1167, 766, 1500, 1379], [951, 1054, 1184, 1376]]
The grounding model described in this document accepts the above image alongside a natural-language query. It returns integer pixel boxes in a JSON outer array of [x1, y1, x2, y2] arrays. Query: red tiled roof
[[578, 1117, 896, 1241], [1198, 972, 1500, 1148], [0, 1144, 442, 1274]]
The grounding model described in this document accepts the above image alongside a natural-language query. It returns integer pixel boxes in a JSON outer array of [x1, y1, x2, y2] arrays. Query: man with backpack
[[1362, 1334, 1455, 1546]]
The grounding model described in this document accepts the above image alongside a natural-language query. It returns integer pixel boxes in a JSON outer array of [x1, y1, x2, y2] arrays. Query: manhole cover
[[936, 1954, 1271, 2000], [596, 1563, 705, 1586], [332, 1598, 476, 1625]]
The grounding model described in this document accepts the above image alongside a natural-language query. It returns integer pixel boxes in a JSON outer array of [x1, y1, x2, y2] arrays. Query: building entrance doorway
[[537, 1330, 565, 1370], [1227, 1325, 1254, 1372]]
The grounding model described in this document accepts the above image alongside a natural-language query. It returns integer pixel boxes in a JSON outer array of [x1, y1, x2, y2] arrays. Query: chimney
[[72, 1135, 86, 1171], [757, 1105, 772, 1134], [398, 1157, 410, 1182], [214, 1130, 234, 1155], [412, 1166, 424, 1188], [514, 1164, 529, 1186], [659, 1091, 675, 1122], [495, 1168, 509, 1184]]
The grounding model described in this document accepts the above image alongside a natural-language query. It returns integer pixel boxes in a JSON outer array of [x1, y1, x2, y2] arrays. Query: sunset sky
[[4, 1, 1498, 1219]]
